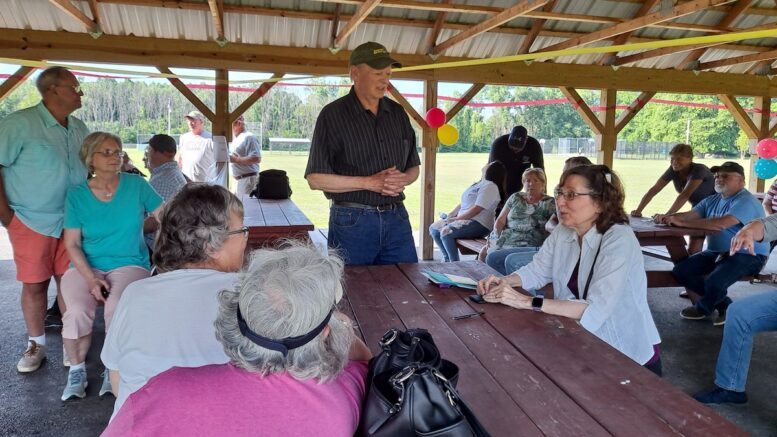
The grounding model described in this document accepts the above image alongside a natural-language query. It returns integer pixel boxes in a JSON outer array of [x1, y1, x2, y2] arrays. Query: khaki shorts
[[6, 215, 69, 283]]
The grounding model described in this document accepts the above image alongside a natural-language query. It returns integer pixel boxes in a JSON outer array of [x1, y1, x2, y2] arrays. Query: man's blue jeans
[[715, 291, 777, 392], [672, 250, 767, 315], [486, 247, 539, 275], [429, 221, 488, 262], [328, 204, 418, 265]]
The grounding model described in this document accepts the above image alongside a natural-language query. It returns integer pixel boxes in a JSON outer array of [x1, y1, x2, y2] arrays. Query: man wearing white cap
[[179, 111, 215, 183]]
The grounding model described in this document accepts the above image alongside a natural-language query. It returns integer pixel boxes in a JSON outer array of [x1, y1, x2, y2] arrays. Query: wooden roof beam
[[87, 0, 101, 24], [538, 0, 737, 53], [314, 0, 777, 20], [157, 66, 215, 122], [430, 0, 551, 56], [387, 82, 425, 127], [49, 0, 101, 36], [95, 0, 769, 50], [422, 0, 450, 55], [597, 0, 660, 66], [614, 21, 776, 66], [559, 87, 604, 135], [333, 0, 382, 49], [229, 73, 284, 124], [330, 4, 342, 48], [0, 66, 35, 102], [207, 0, 227, 46], [517, 0, 557, 55], [0, 29, 774, 96], [698, 48, 777, 70], [675, 0, 753, 70], [719, 94, 759, 138], [445, 83, 485, 121], [615, 91, 656, 133]]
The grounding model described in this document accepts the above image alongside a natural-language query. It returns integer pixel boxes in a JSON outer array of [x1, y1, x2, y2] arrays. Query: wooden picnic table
[[240, 194, 314, 248], [629, 216, 712, 287], [341, 260, 744, 436]]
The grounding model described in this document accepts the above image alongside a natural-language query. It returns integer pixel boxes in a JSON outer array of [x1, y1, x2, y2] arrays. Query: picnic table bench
[[340, 260, 745, 436], [240, 194, 314, 249]]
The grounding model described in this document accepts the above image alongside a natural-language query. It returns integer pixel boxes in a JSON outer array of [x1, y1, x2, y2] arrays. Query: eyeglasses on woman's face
[[226, 226, 249, 238], [93, 149, 126, 159], [553, 187, 595, 202]]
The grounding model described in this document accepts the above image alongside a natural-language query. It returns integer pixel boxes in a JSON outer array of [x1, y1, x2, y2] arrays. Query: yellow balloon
[[437, 124, 459, 146]]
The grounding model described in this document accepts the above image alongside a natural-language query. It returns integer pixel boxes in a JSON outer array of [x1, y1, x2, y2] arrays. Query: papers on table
[[421, 270, 478, 290]]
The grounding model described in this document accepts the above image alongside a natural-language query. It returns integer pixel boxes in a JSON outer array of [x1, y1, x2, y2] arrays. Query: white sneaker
[[61, 368, 88, 401], [17, 340, 46, 373], [62, 345, 71, 367], [99, 369, 113, 397]]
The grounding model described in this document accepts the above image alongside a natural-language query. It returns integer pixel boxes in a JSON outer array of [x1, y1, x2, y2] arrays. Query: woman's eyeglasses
[[227, 226, 250, 238], [554, 188, 596, 202], [93, 149, 126, 158]]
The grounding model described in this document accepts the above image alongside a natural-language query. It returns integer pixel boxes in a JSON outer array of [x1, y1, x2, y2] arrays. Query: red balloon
[[756, 138, 777, 159], [425, 108, 446, 128]]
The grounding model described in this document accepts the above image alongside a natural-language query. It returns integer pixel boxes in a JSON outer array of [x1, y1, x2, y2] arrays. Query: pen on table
[[452, 312, 484, 320]]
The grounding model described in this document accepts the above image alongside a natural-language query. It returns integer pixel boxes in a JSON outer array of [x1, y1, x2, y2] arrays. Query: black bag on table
[[251, 169, 292, 199], [357, 328, 490, 437]]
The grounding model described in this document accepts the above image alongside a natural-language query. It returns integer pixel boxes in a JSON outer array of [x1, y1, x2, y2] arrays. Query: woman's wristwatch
[[531, 294, 544, 312]]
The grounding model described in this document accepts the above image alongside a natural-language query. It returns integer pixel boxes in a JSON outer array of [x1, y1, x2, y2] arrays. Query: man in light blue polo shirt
[[0, 66, 89, 372], [656, 162, 767, 326]]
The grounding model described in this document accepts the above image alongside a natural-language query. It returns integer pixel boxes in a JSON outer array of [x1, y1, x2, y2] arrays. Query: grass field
[[126, 149, 754, 230]]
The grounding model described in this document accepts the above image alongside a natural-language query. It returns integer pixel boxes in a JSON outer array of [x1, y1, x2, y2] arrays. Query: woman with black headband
[[103, 242, 372, 436]]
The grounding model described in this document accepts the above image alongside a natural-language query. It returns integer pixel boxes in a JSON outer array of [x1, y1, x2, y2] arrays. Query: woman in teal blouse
[[60, 132, 162, 402]]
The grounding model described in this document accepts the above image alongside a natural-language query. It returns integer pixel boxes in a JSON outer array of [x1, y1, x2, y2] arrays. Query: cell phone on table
[[468, 294, 485, 304], [100, 286, 110, 299]]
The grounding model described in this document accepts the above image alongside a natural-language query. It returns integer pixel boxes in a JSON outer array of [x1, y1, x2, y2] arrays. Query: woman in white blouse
[[430, 161, 506, 262], [477, 164, 662, 375]]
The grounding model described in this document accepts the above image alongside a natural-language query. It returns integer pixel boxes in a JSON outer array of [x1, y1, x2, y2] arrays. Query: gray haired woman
[[101, 183, 248, 420], [103, 242, 372, 436]]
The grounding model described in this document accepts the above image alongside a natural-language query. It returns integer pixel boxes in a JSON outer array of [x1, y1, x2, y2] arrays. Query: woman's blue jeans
[[714, 290, 777, 392], [486, 247, 539, 275], [429, 221, 489, 262]]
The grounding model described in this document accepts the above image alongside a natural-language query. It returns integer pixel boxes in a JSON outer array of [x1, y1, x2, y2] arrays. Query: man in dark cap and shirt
[[488, 125, 544, 198], [305, 41, 420, 265]]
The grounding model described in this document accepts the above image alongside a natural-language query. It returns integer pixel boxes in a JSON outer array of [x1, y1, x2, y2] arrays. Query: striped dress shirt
[[305, 87, 420, 206]]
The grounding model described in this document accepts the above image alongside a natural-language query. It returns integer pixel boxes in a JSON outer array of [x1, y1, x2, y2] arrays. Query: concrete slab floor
[[0, 233, 775, 436]]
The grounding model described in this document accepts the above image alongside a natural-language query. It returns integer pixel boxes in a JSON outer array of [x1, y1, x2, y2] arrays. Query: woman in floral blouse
[[485, 168, 556, 275]]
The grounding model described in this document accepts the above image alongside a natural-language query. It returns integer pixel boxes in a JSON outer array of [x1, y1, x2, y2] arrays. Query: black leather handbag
[[252, 169, 292, 199], [358, 328, 490, 437]]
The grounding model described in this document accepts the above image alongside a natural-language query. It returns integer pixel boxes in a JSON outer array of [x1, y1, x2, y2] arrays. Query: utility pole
[[685, 119, 691, 144]]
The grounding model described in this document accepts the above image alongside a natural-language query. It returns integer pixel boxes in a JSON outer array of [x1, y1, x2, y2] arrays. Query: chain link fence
[[541, 138, 680, 160]]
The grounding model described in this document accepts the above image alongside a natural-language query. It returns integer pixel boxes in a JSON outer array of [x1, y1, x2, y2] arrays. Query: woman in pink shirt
[[102, 242, 372, 437]]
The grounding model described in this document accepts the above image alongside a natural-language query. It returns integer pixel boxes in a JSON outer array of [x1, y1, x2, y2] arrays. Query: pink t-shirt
[[102, 361, 369, 437]]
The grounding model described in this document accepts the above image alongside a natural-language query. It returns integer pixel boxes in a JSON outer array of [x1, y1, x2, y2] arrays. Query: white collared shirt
[[516, 223, 661, 365]]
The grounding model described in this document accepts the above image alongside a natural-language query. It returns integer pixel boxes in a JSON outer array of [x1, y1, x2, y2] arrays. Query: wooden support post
[[615, 91, 655, 133], [214, 69, 230, 140], [596, 89, 617, 168], [750, 96, 770, 192], [445, 83, 484, 121], [158, 66, 215, 121], [0, 66, 35, 102], [421, 80, 438, 260], [720, 94, 769, 191], [230, 73, 283, 124], [387, 83, 426, 127], [558, 87, 604, 134]]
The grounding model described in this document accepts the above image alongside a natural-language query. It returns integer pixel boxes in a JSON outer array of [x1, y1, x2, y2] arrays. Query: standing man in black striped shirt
[[305, 42, 420, 265]]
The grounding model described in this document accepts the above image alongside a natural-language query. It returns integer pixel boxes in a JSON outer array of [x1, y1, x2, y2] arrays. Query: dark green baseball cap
[[349, 42, 402, 69]]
